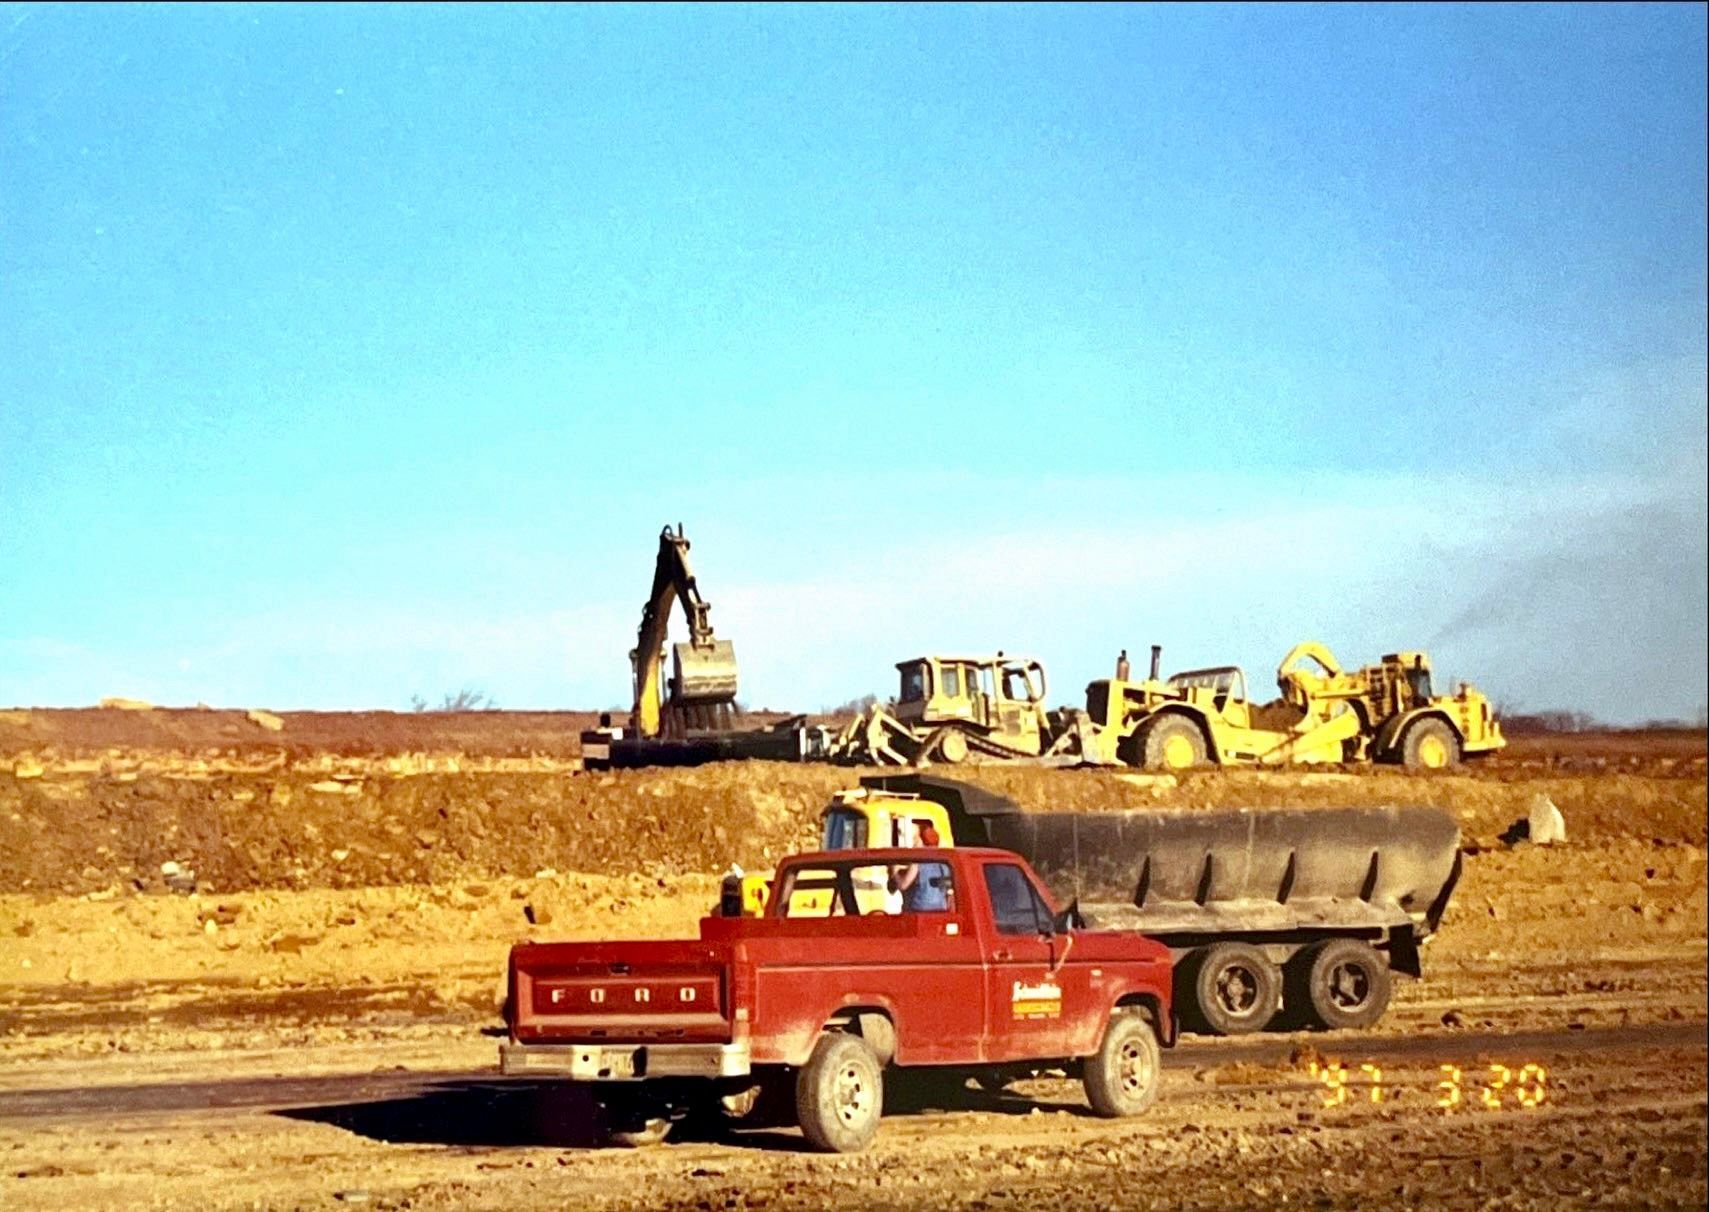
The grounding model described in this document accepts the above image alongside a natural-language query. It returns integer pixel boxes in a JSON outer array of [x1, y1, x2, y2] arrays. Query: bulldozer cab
[[893, 654, 1047, 741]]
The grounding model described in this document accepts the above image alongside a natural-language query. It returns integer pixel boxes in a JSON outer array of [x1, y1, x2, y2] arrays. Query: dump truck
[[829, 653, 1090, 765], [1082, 641, 1505, 771], [723, 775, 1463, 1037], [505, 845, 1174, 1152]]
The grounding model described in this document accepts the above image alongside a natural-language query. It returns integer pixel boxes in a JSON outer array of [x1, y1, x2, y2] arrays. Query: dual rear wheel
[[1179, 939, 1392, 1035]]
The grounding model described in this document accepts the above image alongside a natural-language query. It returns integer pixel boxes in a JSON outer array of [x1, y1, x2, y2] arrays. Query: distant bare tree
[[410, 688, 497, 712], [826, 693, 880, 715]]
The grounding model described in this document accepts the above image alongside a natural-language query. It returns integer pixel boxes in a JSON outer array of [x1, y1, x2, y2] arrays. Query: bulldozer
[[828, 653, 1090, 765], [1082, 641, 1505, 771], [719, 774, 1464, 1037]]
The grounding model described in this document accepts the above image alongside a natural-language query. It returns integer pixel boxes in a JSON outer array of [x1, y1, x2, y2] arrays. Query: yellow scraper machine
[[1081, 641, 1505, 771], [580, 525, 830, 770]]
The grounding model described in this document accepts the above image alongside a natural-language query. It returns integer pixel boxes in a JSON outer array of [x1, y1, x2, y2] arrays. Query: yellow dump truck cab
[[724, 786, 957, 917]]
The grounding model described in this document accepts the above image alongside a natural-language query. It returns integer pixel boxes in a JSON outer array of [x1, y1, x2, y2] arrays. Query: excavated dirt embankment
[[2, 760, 1703, 897]]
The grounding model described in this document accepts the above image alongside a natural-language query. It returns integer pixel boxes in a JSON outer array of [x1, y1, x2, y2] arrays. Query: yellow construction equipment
[[829, 653, 1089, 765], [1082, 642, 1505, 771], [629, 524, 740, 740]]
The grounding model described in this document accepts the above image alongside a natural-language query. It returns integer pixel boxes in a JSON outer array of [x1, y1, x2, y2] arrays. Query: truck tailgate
[[509, 939, 732, 1044]]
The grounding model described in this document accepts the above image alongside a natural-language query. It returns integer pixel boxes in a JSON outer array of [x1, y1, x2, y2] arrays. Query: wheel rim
[[1417, 733, 1449, 768], [834, 1062, 874, 1126], [1117, 1035, 1154, 1096], [939, 730, 968, 763], [1214, 962, 1260, 1017], [1162, 733, 1196, 768], [1327, 960, 1371, 1010]]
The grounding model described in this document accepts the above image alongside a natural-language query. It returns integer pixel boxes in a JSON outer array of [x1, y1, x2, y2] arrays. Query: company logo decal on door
[[1010, 979, 1063, 1019]]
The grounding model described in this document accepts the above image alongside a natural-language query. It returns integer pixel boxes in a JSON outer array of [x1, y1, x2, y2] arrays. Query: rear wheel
[[1184, 943, 1281, 1035], [1083, 1011, 1161, 1117], [1139, 715, 1208, 770], [1291, 939, 1392, 1031], [607, 1115, 672, 1148], [1401, 718, 1460, 770], [796, 1033, 883, 1153]]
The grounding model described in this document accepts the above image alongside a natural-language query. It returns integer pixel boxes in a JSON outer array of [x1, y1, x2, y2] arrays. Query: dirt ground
[[0, 718, 1703, 1209]]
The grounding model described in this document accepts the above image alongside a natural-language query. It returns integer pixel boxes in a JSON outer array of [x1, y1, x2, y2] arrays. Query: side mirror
[[1054, 898, 1084, 933]]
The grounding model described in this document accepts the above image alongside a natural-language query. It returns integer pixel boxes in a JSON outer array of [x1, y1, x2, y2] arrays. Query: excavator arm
[[631, 525, 737, 738]]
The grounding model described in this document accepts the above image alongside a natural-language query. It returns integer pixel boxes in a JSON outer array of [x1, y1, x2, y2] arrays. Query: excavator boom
[[631, 525, 739, 738]]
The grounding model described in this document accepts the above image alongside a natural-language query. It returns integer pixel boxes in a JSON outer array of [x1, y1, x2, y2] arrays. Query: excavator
[[628, 524, 740, 741], [581, 525, 830, 770]]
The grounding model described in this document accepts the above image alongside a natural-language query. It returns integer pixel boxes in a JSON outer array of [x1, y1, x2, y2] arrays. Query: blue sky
[[2, 3, 1705, 723]]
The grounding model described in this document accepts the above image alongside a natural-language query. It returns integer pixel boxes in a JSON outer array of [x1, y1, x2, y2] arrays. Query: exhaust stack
[[1149, 645, 1162, 681]]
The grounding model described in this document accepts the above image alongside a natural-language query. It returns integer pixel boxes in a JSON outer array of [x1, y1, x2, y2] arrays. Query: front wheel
[[1083, 1011, 1161, 1117], [1139, 715, 1209, 770], [796, 1033, 884, 1153], [1401, 718, 1460, 770]]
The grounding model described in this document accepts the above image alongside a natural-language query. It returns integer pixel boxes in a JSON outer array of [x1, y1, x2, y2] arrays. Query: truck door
[[978, 860, 1079, 1060]]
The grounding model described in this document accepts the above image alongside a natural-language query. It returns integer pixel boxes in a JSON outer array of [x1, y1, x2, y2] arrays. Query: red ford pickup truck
[[502, 847, 1175, 1151]]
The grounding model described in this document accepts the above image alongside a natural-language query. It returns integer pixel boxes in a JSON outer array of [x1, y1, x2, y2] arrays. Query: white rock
[[1529, 795, 1566, 845]]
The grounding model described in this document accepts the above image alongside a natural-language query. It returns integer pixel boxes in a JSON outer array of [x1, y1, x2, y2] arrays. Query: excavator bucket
[[671, 640, 739, 702]]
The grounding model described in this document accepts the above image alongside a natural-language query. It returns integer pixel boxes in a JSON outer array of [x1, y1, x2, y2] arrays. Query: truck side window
[[983, 863, 1047, 935]]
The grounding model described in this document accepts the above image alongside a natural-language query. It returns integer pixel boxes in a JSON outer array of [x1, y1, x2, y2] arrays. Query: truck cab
[[504, 847, 1174, 1152]]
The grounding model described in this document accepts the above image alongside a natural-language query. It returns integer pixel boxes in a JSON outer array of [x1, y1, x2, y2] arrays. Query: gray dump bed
[[861, 775, 1463, 945]]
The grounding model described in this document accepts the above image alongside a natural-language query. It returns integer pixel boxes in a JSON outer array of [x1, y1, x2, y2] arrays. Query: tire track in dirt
[[1, 1019, 1698, 1124]]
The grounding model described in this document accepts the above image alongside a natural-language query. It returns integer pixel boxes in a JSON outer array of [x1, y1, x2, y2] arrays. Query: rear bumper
[[499, 1041, 751, 1080]]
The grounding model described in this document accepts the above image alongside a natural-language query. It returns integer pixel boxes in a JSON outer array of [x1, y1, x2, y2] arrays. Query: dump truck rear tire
[[1084, 1011, 1161, 1116], [1401, 718, 1460, 770], [797, 1032, 883, 1153], [1139, 715, 1208, 770], [1293, 938, 1392, 1030], [1184, 943, 1281, 1035]]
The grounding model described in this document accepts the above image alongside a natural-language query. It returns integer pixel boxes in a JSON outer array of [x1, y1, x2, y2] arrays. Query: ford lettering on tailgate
[[528, 963, 726, 1039]]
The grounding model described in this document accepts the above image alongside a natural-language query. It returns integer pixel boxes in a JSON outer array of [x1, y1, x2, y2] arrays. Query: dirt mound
[[3, 761, 1703, 897]]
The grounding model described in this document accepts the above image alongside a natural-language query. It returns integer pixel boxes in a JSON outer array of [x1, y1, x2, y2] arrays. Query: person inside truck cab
[[891, 824, 952, 912]]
